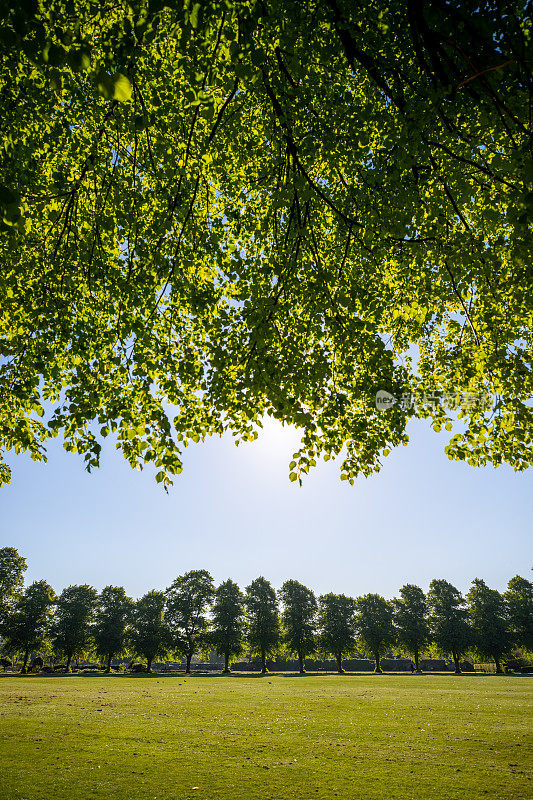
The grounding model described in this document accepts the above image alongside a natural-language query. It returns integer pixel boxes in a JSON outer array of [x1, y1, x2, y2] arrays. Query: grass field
[[0, 673, 531, 800]]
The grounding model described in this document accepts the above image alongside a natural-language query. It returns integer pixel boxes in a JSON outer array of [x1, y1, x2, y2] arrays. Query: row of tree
[[1, 548, 531, 675]]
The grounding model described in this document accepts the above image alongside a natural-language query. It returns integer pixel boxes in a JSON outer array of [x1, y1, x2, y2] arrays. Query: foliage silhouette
[[0, 2, 531, 486]]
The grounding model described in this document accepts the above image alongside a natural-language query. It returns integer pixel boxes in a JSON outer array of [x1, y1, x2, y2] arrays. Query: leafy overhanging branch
[[0, 0, 531, 487]]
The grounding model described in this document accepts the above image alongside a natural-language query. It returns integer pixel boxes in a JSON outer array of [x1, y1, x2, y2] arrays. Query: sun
[[246, 415, 303, 464]]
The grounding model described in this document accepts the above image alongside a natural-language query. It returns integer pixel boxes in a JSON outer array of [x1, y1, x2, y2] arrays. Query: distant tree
[[52, 585, 98, 671], [279, 580, 317, 674], [393, 584, 429, 673], [0, 547, 27, 622], [467, 579, 512, 674], [129, 591, 170, 672], [427, 579, 472, 674], [356, 594, 395, 674], [1, 580, 55, 672], [93, 586, 133, 672], [210, 579, 245, 673], [318, 593, 356, 673], [505, 576, 533, 652], [245, 577, 280, 674], [166, 570, 214, 674]]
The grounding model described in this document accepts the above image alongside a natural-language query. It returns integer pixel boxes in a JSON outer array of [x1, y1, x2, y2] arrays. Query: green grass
[[0, 673, 531, 799]]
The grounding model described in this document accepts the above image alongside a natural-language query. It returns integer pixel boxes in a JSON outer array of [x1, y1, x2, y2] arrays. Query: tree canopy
[[210, 578, 245, 671], [0, 547, 27, 619], [92, 585, 133, 671], [244, 576, 280, 673], [467, 578, 512, 673], [279, 579, 317, 673], [52, 583, 98, 669], [129, 589, 170, 670], [165, 569, 214, 672], [1, 1, 531, 487], [393, 583, 429, 672], [0, 580, 55, 672], [428, 579, 472, 673], [355, 593, 395, 673], [318, 592, 356, 673], [505, 575, 533, 652]]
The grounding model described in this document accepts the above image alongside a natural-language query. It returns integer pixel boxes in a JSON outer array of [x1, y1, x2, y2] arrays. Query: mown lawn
[[0, 673, 531, 800]]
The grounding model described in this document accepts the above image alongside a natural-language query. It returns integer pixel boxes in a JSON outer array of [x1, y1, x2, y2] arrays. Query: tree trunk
[[261, 648, 267, 674], [374, 652, 382, 674], [495, 656, 503, 675], [298, 651, 304, 674], [452, 649, 461, 674], [66, 654, 72, 672], [224, 653, 230, 673], [22, 650, 29, 674], [415, 649, 421, 673], [186, 653, 192, 674], [106, 653, 112, 673], [336, 653, 344, 674], [147, 656, 153, 673]]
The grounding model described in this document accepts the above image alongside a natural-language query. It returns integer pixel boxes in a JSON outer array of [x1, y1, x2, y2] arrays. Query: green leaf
[[96, 72, 114, 100], [68, 48, 91, 72], [112, 73, 132, 102], [190, 3, 201, 29], [45, 44, 66, 67]]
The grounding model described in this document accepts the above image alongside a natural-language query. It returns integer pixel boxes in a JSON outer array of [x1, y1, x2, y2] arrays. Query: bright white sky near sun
[[1, 416, 531, 600]]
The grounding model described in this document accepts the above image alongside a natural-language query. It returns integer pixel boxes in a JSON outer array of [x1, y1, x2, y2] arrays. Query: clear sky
[[1, 417, 531, 600]]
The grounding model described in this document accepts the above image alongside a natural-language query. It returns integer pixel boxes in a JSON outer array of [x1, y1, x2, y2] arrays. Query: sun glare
[[246, 416, 303, 463]]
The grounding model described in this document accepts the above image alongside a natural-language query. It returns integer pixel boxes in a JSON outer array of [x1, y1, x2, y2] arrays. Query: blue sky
[[0, 417, 531, 600]]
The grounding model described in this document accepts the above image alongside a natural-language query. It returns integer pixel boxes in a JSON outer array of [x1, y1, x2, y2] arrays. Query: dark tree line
[[0, 548, 531, 674]]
